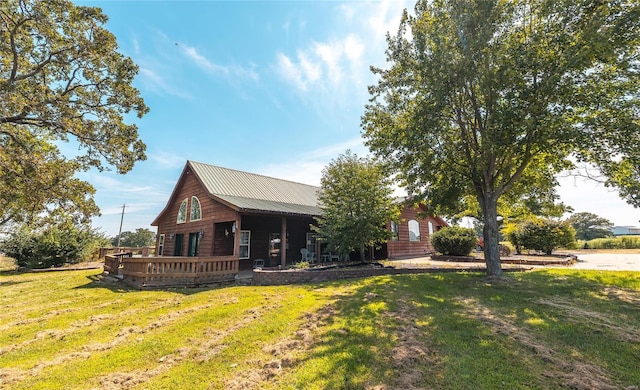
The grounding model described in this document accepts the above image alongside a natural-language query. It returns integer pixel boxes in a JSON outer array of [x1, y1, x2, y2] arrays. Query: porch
[[104, 254, 239, 288]]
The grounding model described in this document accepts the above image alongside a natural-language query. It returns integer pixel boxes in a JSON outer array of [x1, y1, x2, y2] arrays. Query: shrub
[[518, 218, 576, 255], [431, 226, 476, 256], [0, 225, 108, 269], [585, 236, 640, 249]]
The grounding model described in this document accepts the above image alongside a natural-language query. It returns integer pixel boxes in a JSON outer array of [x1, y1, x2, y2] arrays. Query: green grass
[[0, 269, 639, 389]]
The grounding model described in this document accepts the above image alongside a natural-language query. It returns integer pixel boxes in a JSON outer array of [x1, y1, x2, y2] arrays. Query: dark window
[[174, 234, 184, 256]]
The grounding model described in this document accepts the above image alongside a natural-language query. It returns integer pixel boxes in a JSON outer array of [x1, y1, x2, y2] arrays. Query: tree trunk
[[360, 245, 366, 262], [481, 194, 504, 277]]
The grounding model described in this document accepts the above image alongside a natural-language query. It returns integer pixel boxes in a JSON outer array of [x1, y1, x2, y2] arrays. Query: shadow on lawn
[[294, 270, 640, 389], [74, 273, 232, 295]]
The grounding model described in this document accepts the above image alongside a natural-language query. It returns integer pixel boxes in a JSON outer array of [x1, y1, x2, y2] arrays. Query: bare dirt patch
[[224, 304, 333, 390], [457, 297, 618, 390]]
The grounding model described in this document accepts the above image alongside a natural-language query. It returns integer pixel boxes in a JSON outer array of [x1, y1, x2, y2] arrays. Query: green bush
[[431, 226, 476, 256], [0, 225, 108, 269], [518, 218, 576, 255], [585, 236, 640, 249]]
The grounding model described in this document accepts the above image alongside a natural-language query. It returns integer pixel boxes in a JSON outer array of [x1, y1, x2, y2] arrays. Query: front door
[[188, 232, 200, 257], [268, 233, 281, 266]]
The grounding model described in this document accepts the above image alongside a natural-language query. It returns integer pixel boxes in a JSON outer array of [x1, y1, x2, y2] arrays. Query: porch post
[[281, 216, 287, 268], [234, 215, 241, 258]]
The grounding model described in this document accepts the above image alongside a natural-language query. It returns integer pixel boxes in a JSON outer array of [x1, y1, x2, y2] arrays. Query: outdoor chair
[[253, 258, 265, 269], [300, 248, 316, 263]]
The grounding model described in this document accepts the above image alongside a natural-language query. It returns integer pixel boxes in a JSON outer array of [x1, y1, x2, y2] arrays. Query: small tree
[[518, 219, 576, 255], [431, 226, 476, 256], [565, 212, 614, 241], [314, 151, 400, 261]]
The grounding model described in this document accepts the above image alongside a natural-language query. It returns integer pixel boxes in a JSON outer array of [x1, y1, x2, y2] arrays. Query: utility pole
[[116, 204, 126, 248]]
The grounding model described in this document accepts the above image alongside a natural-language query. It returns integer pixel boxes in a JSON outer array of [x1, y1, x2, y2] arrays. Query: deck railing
[[119, 256, 239, 288]]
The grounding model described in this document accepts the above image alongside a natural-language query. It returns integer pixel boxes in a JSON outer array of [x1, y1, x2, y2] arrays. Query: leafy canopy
[[113, 228, 156, 248], [362, 0, 640, 276], [566, 212, 614, 241], [313, 151, 400, 261], [0, 0, 148, 229]]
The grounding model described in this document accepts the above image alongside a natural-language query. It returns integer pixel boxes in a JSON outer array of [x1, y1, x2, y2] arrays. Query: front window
[[408, 219, 420, 241], [158, 234, 165, 256], [390, 221, 399, 241], [428, 221, 434, 236], [177, 198, 188, 224], [190, 196, 202, 221], [239, 230, 250, 259]]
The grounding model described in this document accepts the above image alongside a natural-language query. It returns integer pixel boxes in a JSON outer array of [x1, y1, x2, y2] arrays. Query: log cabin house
[[109, 161, 447, 288]]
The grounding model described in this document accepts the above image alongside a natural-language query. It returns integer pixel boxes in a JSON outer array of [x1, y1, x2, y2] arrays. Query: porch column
[[234, 216, 241, 258], [281, 216, 287, 268]]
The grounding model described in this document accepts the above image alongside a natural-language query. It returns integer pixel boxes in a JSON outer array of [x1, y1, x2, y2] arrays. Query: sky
[[73, 0, 640, 237]]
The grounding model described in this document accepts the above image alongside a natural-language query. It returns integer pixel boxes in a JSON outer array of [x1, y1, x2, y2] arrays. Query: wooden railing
[[120, 256, 239, 288], [104, 252, 132, 275]]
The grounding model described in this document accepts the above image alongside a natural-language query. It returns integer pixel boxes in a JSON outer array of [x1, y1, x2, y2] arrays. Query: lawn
[[0, 268, 638, 389]]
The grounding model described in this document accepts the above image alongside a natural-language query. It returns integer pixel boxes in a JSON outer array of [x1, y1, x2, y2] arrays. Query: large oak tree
[[1, 0, 148, 229], [362, 0, 640, 276]]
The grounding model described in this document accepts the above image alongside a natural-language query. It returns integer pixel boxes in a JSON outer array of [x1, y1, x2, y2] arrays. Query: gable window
[[190, 196, 202, 221], [390, 221, 399, 241], [408, 219, 421, 241], [177, 198, 188, 224]]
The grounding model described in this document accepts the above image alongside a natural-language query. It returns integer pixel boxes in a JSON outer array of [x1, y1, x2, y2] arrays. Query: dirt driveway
[[392, 252, 640, 272], [572, 253, 640, 272]]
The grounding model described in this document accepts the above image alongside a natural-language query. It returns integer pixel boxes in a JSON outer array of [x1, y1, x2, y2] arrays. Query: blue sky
[[75, 0, 639, 237]]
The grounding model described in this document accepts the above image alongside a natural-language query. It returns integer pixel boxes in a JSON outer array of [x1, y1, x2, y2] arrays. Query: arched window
[[408, 219, 421, 241], [177, 198, 188, 224], [190, 196, 202, 221]]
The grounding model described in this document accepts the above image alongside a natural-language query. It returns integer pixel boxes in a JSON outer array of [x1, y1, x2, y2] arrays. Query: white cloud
[[148, 151, 187, 170], [180, 44, 259, 82], [138, 67, 193, 99]]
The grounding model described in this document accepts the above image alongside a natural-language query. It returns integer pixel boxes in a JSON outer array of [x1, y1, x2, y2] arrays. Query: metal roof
[[189, 161, 322, 216]]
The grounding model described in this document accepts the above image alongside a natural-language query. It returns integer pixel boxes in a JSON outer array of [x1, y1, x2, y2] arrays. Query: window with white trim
[[408, 219, 421, 241], [177, 198, 188, 224], [428, 221, 434, 235], [390, 221, 399, 241], [190, 196, 202, 221], [158, 234, 165, 256], [239, 230, 250, 259]]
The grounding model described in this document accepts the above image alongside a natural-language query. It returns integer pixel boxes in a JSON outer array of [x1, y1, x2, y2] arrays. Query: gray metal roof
[[189, 161, 322, 216]]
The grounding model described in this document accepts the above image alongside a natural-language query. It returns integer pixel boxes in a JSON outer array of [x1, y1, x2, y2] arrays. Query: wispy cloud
[[148, 151, 186, 170], [273, 0, 410, 108], [138, 67, 193, 99], [179, 44, 259, 82], [256, 138, 369, 186]]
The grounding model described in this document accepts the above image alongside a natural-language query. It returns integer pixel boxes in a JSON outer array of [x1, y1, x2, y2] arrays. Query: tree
[[517, 218, 576, 255], [313, 151, 401, 261], [112, 228, 156, 248], [566, 212, 614, 241], [0, 0, 148, 229], [362, 0, 640, 277]]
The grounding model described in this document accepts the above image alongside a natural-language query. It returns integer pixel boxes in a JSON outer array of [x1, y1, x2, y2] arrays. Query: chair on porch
[[300, 248, 316, 264], [253, 258, 265, 269]]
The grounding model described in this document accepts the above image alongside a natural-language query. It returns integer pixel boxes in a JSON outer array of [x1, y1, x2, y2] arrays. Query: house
[[110, 161, 447, 287], [612, 226, 640, 236], [152, 161, 448, 267]]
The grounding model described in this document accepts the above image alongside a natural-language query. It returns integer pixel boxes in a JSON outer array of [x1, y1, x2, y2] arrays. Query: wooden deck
[[105, 255, 239, 288]]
